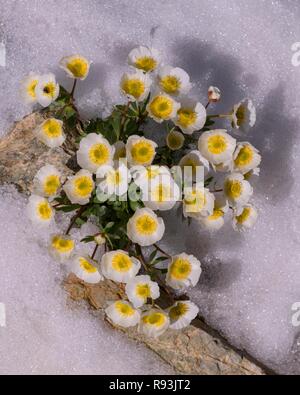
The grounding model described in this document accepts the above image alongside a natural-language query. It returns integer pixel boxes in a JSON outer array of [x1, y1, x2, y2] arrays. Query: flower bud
[[166, 130, 184, 151], [94, 234, 106, 245], [208, 86, 221, 103]]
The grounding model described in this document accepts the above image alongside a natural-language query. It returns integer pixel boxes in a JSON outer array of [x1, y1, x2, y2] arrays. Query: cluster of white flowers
[[23, 45, 261, 338]]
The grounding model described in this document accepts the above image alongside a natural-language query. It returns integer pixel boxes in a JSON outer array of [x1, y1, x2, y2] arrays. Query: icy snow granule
[[1, 0, 300, 374]]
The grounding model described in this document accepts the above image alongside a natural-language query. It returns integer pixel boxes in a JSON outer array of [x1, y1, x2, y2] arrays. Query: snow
[[0, 0, 300, 374]]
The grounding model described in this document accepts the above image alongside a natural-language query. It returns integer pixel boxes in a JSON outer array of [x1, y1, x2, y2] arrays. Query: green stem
[[154, 243, 171, 258], [65, 206, 85, 235], [207, 113, 232, 119], [70, 79, 78, 98], [91, 244, 99, 260]]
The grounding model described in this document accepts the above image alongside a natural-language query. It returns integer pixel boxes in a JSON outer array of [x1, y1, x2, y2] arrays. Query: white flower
[[63, 169, 94, 205], [208, 86, 221, 103], [224, 172, 253, 207], [157, 66, 191, 96], [126, 135, 157, 167], [105, 300, 141, 328], [33, 118, 65, 148], [166, 253, 202, 290], [125, 275, 160, 308], [127, 207, 165, 247], [179, 150, 210, 180], [26, 195, 54, 227], [140, 174, 180, 211], [100, 250, 141, 283], [128, 46, 160, 73], [233, 142, 261, 174], [71, 255, 102, 284], [77, 133, 115, 174], [49, 234, 75, 263], [168, 301, 199, 330], [198, 129, 236, 167], [198, 194, 229, 231], [20, 72, 40, 104], [35, 73, 59, 107], [113, 141, 126, 161], [120, 70, 152, 102], [131, 165, 170, 188], [33, 165, 61, 198], [139, 309, 169, 338], [146, 93, 180, 123], [231, 99, 256, 132], [183, 184, 215, 218], [166, 130, 184, 151], [232, 204, 258, 232], [59, 55, 90, 80], [96, 162, 131, 197], [174, 98, 206, 134]]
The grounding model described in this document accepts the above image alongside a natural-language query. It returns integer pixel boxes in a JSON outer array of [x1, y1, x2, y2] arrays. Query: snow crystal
[[1, 0, 300, 374]]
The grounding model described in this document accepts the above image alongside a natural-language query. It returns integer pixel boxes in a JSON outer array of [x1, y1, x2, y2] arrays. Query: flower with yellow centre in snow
[[157, 66, 191, 96], [33, 165, 61, 198], [166, 253, 202, 290], [71, 255, 102, 284], [33, 118, 65, 148], [198, 195, 229, 231], [126, 135, 157, 167], [166, 130, 184, 151], [128, 46, 160, 73], [183, 184, 215, 218], [120, 70, 152, 102], [77, 133, 115, 173], [60, 55, 90, 80], [96, 162, 131, 198], [198, 129, 236, 167], [168, 300, 199, 330], [101, 250, 141, 283], [49, 234, 75, 263], [139, 309, 170, 338], [35, 73, 59, 107], [208, 86, 221, 103], [146, 93, 180, 123], [127, 207, 165, 247], [174, 98, 206, 135], [224, 172, 253, 207], [20, 72, 40, 104], [233, 142, 261, 174], [26, 195, 54, 227], [231, 99, 256, 133], [63, 169, 94, 205], [131, 165, 171, 188], [125, 275, 160, 308], [179, 150, 210, 180], [232, 204, 258, 231], [140, 174, 180, 211], [105, 300, 141, 328]]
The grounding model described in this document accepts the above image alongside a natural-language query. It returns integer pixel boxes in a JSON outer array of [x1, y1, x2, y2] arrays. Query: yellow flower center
[[177, 108, 197, 128], [27, 79, 38, 98], [37, 201, 52, 220], [52, 236, 74, 253], [146, 167, 160, 179], [43, 82, 56, 98], [184, 190, 206, 213], [44, 175, 60, 196], [169, 258, 192, 280], [66, 58, 88, 78], [111, 253, 133, 272], [142, 312, 166, 327], [131, 141, 155, 164], [169, 302, 189, 320], [115, 301, 135, 317], [149, 96, 173, 119], [236, 207, 251, 224], [234, 145, 254, 168], [135, 214, 158, 235], [121, 78, 145, 99], [134, 56, 157, 72], [88, 143, 110, 165], [225, 179, 242, 199], [208, 209, 224, 221], [42, 119, 62, 138], [74, 176, 94, 197], [152, 184, 171, 203], [207, 134, 227, 154], [136, 284, 151, 299], [107, 170, 122, 186], [159, 75, 181, 94], [79, 257, 97, 273]]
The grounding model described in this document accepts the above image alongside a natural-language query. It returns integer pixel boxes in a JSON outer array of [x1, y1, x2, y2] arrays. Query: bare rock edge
[[0, 113, 273, 375]]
